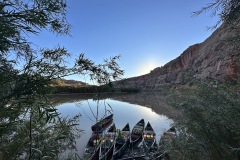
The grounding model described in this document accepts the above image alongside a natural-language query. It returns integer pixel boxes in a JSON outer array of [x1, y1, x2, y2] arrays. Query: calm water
[[55, 93, 175, 157]]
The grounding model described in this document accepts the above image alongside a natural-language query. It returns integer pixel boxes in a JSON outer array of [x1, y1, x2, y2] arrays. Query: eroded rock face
[[113, 23, 240, 90]]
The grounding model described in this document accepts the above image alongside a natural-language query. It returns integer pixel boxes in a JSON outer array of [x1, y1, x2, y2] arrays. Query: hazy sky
[[30, 0, 218, 82]]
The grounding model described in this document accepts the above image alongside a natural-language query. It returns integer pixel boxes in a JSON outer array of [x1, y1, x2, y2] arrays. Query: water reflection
[[110, 92, 180, 119], [51, 92, 180, 118], [55, 92, 178, 158]]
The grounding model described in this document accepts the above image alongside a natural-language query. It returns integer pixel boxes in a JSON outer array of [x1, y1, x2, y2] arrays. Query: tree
[[194, 0, 240, 29], [0, 0, 69, 54], [0, 0, 123, 159]]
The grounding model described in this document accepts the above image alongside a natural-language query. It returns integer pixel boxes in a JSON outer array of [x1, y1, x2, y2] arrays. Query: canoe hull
[[99, 123, 116, 160], [130, 119, 145, 146], [143, 122, 157, 152], [100, 144, 114, 160], [84, 132, 102, 160], [112, 137, 130, 160], [91, 114, 113, 132], [112, 123, 130, 160]]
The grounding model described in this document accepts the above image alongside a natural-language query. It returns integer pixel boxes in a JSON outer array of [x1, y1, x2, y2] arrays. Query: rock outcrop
[[114, 23, 240, 90]]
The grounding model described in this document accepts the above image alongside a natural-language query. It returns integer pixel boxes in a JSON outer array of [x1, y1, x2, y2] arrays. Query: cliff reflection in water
[[110, 92, 180, 119], [50, 92, 179, 119]]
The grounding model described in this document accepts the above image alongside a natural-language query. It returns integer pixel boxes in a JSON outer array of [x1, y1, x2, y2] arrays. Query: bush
[[168, 81, 240, 160]]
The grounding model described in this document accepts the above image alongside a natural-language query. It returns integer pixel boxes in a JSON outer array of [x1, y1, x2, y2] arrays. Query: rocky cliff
[[114, 23, 240, 90]]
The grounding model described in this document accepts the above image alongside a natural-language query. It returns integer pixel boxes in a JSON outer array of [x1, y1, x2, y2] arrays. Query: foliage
[[194, 0, 240, 29], [52, 85, 111, 93], [168, 81, 240, 160], [0, 0, 69, 54], [75, 54, 123, 84], [0, 110, 81, 160], [51, 85, 139, 94], [0, 0, 124, 159]]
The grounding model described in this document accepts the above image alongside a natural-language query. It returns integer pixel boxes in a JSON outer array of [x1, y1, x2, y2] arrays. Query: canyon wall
[[113, 23, 240, 90]]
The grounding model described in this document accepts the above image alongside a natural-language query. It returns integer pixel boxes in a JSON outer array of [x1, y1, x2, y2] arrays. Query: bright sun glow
[[137, 61, 160, 76]]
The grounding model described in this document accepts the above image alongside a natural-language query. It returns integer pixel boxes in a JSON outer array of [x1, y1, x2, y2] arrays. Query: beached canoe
[[84, 131, 102, 160], [99, 123, 117, 160], [130, 119, 145, 145], [143, 122, 157, 151], [91, 114, 113, 132], [112, 123, 130, 160]]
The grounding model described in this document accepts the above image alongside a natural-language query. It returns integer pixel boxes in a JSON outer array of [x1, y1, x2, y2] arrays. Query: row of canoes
[[84, 114, 158, 160], [84, 114, 114, 160]]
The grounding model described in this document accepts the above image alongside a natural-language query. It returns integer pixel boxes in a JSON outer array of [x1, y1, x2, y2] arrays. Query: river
[[52, 92, 179, 158]]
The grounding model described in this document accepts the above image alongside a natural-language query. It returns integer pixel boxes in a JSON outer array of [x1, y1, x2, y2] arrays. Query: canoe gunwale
[[112, 123, 130, 160]]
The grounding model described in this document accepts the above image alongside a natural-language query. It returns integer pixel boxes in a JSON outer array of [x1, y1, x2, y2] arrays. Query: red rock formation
[[114, 23, 240, 90]]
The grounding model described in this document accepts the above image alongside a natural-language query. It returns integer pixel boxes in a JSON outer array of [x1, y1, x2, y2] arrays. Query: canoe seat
[[133, 129, 142, 134]]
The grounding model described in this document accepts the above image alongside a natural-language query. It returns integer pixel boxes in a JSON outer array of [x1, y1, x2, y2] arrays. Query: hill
[[61, 79, 89, 86], [51, 79, 89, 86]]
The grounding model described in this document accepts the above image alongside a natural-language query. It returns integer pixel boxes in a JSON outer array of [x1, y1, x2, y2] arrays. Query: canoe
[[112, 123, 130, 160], [99, 123, 116, 160], [84, 131, 102, 160], [130, 119, 145, 145], [143, 122, 157, 151], [91, 114, 113, 132]]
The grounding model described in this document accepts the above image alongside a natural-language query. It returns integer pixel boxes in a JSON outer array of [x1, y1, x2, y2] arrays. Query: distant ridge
[[113, 22, 240, 90], [51, 79, 89, 86], [61, 79, 89, 86]]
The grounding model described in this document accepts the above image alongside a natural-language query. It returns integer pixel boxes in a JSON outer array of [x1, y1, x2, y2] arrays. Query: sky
[[30, 0, 219, 82]]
